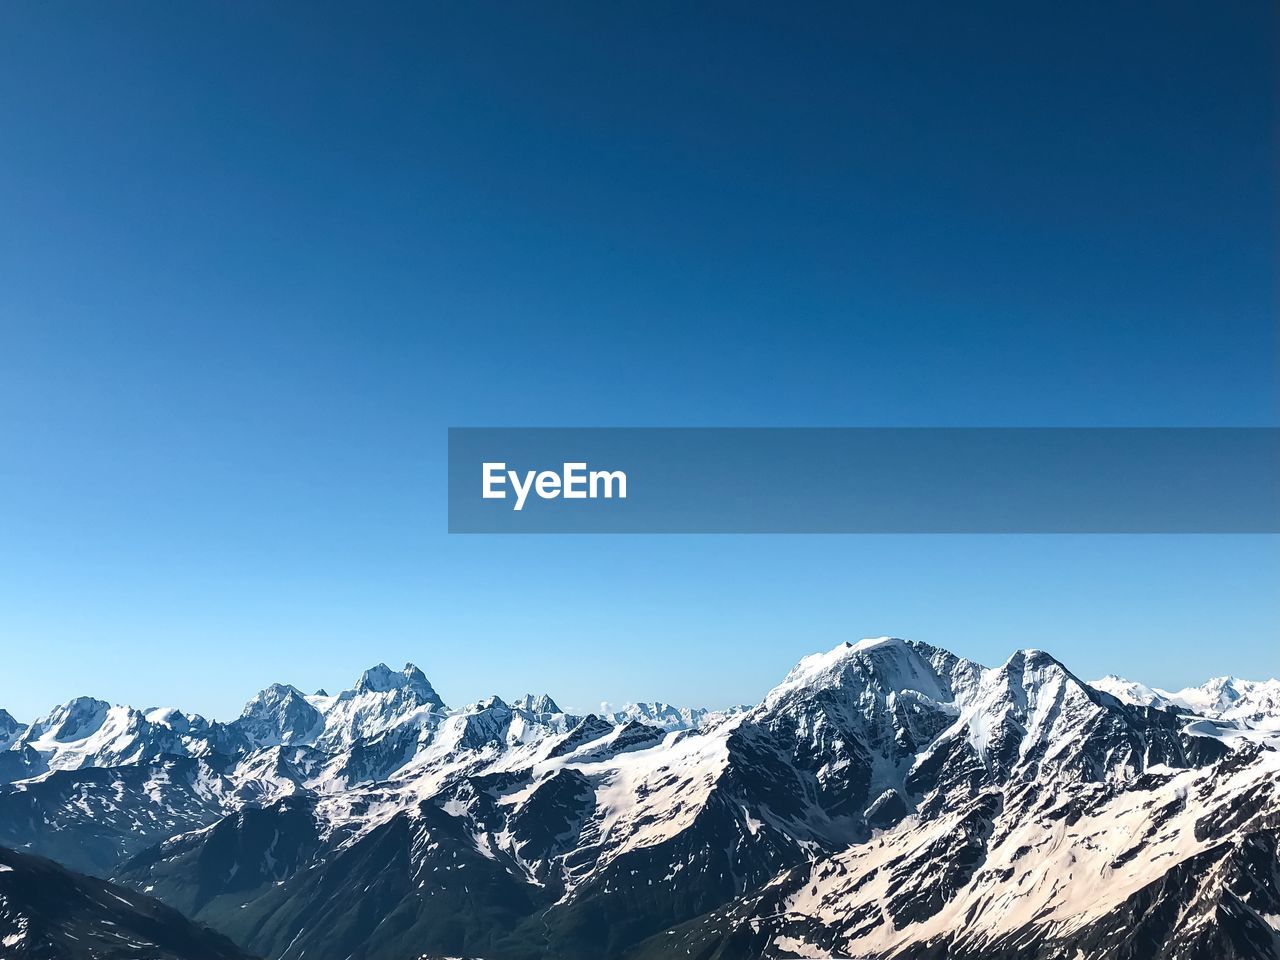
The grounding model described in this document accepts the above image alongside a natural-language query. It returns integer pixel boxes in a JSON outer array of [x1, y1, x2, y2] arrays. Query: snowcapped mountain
[[1092, 672, 1280, 730], [1090, 673, 1177, 708], [0, 695, 247, 785], [307, 662, 445, 751], [0, 709, 24, 750], [2, 639, 1276, 960], [647, 742, 1280, 960], [1170, 676, 1280, 729], [7, 698, 191, 781], [233, 662, 447, 757], [601, 700, 735, 731], [234, 683, 322, 749]]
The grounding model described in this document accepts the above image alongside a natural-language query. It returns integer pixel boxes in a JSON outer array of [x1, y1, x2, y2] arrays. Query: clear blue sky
[[0, 2, 1276, 721]]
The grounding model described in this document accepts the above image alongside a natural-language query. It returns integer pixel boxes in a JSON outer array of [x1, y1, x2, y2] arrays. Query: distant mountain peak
[[0, 709, 24, 750], [354, 663, 400, 693], [1000, 647, 1079, 681], [249, 682, 306, 703], [1094, 673, 1280, 730], [604, 701, 714, 731], [23, 696, 113, 744], [353, 662, 444, 708], [763, 636, 964, 708], [236, 682, 322, 748], [1089, 674, 1174, 709], [513, 693, 562, 715]]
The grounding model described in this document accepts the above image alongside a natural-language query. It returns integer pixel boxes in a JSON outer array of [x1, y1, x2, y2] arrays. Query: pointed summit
[[763, 637, 977, 709], [351, 662, 444, 706], [234, 682, 323, 748], [0, 708, 25, 750], [351, 662, 445, 709], [22, 696, 113, 744], [354, 663, 398, 694], [513, 693, 563, 715]]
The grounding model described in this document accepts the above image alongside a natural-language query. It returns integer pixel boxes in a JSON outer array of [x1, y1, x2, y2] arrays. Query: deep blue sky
[[0, 2, 1276, 721]]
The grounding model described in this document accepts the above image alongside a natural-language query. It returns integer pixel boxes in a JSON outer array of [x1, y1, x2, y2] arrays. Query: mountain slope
[[0, 757, 235, 875], [0, 845, 254, 960], [631, 741, 1280, 960]]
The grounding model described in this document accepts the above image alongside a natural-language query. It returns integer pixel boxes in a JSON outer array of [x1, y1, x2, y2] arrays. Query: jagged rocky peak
[[606, 701, 710, 731], [930, 646, 1209, 787], [143, 706, 210, 736], [352, 662, 445, 708], [21, 695, 114, 743], [965, 647, 1104, 730], [1090, 672, 1280, 730], [0, 708, 24, 749], [1172, 675, 1280, 729], [236, 682, 323, 748], [1198, 676, 1247, 706], [997, 646, 1084, 690], [471, 694, 510, 713], [513, 693, 562, 715], [241, 682, 309, 713]]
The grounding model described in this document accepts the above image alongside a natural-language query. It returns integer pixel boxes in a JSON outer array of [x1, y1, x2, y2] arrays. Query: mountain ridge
[[0, 638, 1275, 960]]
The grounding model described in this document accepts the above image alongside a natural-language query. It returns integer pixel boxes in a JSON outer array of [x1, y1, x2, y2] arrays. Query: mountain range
[[1, 638, 1277, 960]]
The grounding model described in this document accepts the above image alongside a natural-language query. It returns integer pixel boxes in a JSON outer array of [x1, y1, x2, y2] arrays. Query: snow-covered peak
[[512, 693, 562, 715], [243, 682, 307, 708], [762, 637, 976, 710], [506, 694, 575, 745], [302, 664, 446, 755], [1089, 674, 1175, 709], [920, 648, 1178, 785], [352, 662, 444, 708], [20, 696, 115, 745], [787, 637, 898, 679], [230, 745, 312, 806], [604, 701, 712, 731], [236, 683, 324, 749], [142, 706, 210, 737], [1089, 673, 1280, 730], [11, 697, 189, 775], [985, 647, 1097, 714], [1168, 676, 1280, 730], [0, 709, 25, 750], [1173, 676, 1250, 713]]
